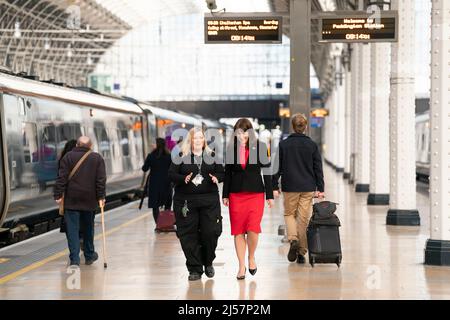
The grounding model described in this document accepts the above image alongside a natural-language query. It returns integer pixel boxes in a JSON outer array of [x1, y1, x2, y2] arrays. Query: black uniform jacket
[[169, 152, 225, 199], [223, 140, 274, 200]]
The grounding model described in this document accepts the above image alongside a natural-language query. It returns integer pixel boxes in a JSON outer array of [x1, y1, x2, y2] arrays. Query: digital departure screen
[[319, 11, 397, 43], [205, 14, 282, 44]]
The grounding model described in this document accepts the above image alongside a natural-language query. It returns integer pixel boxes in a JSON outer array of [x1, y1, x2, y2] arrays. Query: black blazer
[[223, 140, 273, 200]]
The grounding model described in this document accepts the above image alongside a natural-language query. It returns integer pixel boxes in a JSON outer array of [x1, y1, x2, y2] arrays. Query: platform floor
[[0, 165, 449, 300]]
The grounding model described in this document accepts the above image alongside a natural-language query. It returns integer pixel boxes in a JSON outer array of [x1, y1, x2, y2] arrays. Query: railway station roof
[[0, 0, 132, 85], [0, 0, 349, 94]]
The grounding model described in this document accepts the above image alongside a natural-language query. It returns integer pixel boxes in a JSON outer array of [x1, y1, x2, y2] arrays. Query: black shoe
[[249, 259, 257, 275], [205, 266, 215, 278], [85, 252, 98, 265], [188, 272, 202, 281], [288, 240, 299, 262], [236, 267, 246, 280], [296, 254, 306, 264]]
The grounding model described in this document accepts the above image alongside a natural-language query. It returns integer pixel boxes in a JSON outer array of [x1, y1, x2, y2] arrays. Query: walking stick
[[139, 173, 149, 210], [99, 200, 108, 269]]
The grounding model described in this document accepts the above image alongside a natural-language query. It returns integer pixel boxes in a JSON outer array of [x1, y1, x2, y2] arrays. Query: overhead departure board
[[319, 11, 397, 43], [205, 14, 282, 44]]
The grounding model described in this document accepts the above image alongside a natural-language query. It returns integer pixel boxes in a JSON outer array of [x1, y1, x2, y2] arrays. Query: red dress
[[229, 146, 265, 235]]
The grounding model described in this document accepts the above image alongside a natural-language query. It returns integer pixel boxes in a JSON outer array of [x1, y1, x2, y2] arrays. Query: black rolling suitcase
[[307, 201, 342, 267]]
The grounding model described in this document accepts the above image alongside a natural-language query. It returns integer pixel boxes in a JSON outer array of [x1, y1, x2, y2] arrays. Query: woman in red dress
[[223, 118, 274, 280]]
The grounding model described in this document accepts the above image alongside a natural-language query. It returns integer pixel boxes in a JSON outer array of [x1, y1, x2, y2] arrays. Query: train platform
[[0, 164, 448, 300]]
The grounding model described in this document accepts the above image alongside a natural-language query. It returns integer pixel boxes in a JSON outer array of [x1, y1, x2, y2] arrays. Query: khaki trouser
[[283, 192, 315, 256]]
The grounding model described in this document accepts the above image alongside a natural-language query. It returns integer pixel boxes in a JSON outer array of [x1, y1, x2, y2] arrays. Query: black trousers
[[173, 194, 222, 274]]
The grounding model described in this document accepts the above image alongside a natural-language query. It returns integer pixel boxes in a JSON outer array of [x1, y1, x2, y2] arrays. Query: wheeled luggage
[[307, 201, 342, 267], [156, 210, 176, 233]]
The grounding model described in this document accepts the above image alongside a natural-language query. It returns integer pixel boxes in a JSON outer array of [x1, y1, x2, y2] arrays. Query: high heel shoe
[[236, 267, 246, 280], [249, 258, 257, 276]]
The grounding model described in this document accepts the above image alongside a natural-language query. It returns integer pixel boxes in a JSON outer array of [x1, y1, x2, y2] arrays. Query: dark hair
[[233, 118, 257, 149], [292, 113, 308, 134], [58, 139, 77, 168], [155, 138, 170, 157]]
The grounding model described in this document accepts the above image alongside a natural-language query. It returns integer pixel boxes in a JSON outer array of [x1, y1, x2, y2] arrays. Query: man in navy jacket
[[272, 114, 325, 264]]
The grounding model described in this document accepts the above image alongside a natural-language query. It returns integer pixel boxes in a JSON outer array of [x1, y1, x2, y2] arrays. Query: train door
[[0, 94, 10, 226]]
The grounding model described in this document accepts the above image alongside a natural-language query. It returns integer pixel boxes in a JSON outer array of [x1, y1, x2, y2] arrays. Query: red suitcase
[[156, 210, 176, 233]]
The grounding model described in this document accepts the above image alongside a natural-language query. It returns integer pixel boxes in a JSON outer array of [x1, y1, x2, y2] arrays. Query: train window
[[57, 123, 81, 142], [119, 129, 130, 157], [94, 126, 111, 159], [22, 122, 39, 163], [41, 124, 57, 161], [116, 121, 130, 157]]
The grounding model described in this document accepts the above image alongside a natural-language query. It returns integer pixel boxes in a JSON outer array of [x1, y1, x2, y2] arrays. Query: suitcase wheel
[[336, 256, 342, 268], [310, 256, 315, 268]]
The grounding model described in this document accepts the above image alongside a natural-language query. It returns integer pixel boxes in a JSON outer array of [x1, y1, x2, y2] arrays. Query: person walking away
[[169, 127, 224, 281], [222, 118, 274, 280], [54, 136, 106, 266], [58, 140, 76, 233], [142, 138, 172, 228], [272, 114, 325, 264]]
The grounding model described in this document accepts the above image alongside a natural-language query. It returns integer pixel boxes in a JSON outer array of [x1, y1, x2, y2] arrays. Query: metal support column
[[349, 44, 360, 185], [289, 0, 311, 119], [425, 0, 450, 265], [368, 43, 391, 205], [355, 43, 371, 193], [336, 56, 346, 172], [387, 0, 420, 225], [343, 49, 352, 180]]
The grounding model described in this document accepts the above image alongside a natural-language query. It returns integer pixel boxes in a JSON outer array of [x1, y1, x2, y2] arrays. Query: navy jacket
[[272, 133, 324, 193]]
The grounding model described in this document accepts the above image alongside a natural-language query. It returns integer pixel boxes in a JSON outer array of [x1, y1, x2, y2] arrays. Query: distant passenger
[[272, 125, 282, 152], [54, 136, 106, 266], [223, 118, 274, 280], [169, 127, 224, 281], [272, 114, 325, 264], [142, 138, 173, 226]]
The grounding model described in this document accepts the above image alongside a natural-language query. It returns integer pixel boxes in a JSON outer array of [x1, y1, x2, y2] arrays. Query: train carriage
[[0, 73, 209, 245]]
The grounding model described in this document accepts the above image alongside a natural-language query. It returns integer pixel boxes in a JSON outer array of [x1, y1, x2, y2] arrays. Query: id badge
[[191, 174, 204, 186]]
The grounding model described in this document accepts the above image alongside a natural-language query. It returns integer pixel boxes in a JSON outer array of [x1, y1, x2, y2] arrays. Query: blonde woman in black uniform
[[169, 127, 224, 281]]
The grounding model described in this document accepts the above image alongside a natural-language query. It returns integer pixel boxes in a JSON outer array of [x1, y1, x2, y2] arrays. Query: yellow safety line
[[0, 213, 150, 285]]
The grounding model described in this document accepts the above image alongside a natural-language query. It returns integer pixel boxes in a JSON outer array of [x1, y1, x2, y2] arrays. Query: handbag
[[59, 150, 93, 216]]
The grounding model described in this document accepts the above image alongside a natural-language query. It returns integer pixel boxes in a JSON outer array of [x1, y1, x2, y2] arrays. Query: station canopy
[[0, 0, 349, 92]]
